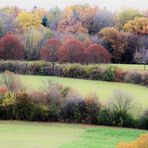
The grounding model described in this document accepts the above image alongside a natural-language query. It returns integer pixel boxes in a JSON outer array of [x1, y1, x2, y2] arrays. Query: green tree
[[116, 8, 143, 30]]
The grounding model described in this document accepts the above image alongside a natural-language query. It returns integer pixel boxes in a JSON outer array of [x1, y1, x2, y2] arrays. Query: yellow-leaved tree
[[124, 17, 148, 35], [17, 11, 41, 29]]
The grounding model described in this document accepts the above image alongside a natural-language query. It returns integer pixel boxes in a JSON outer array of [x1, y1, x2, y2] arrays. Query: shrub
[[2, 92, 16, 107], [31, 104, 49, 121], [43, 81, 65, 121], [109, 90, 135, 127], [117, 134, 148, 148], [98, 108, 113, 126], [114, 68, 126, 82], [0, 86, 8, 101], [0, 71, 24, 92], [1, 91, 16, 119], [14, 93, 34, 120], [0, 86, 8, 95], [124, 72, 143, 84], [85, 94, 100, 124], [61, 91, 86, 123], [102, 66, 116, 81], [28, 90, 46, 104], [140, 109, 148, 130]]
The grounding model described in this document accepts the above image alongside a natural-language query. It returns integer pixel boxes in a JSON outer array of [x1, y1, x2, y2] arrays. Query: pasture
[[21, 75, 148, 111], [0, 121, 147, 148]]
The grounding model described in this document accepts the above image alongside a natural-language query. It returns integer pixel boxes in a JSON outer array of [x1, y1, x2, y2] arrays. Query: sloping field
[[0, 121, 147, 148], [21, 75, 148, 111]]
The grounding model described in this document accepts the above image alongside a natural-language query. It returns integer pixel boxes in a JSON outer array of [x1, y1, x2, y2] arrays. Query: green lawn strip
[[100, 64, 148, 72], [0, 121, 86, 148], [0, 121, 147, 148], [61, 126, 148, 148], [20, 75, 148, 111]]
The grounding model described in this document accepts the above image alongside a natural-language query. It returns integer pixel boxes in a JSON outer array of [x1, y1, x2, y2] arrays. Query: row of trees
[[0, 5, 148, 64], [0, 33, 111, 66]]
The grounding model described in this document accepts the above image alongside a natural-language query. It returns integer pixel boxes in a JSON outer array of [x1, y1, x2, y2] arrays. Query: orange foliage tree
[[124, 17, 148, 35], [100, 27, 127, 62]]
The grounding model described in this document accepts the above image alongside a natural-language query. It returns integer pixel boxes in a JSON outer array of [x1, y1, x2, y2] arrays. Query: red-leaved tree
[[84, 44, 111, 63], [58, 38, 84, 63], [0, 32, 25, 60], [40, 39, 62, 70]]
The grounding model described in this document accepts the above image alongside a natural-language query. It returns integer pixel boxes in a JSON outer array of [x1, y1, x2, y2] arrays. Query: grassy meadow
[[20, 75, 148, 111], [0, 121, 147, 148]]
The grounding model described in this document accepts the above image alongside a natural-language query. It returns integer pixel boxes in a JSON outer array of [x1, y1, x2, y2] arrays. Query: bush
[[31, 104, 49, 121], [0, 86, 8, 96], [108, 90, 135, 127], [85, 94, 100, 124], [102, 66, 116, 81], [0, 71, 24, 92], [98, 108, 113, 126], [140, 109, 148, 130], [61, 91, 86, 123], [14, 93, 34, 120], [1, 91, 16, 119], [124, 72, 143, 84], [2, 92, 16, 107], [0, 86, 8, 101], [114, 68, 126, 82]]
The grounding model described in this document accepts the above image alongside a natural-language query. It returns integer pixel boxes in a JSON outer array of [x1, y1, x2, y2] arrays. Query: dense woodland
[[0, 5, 148, 64]]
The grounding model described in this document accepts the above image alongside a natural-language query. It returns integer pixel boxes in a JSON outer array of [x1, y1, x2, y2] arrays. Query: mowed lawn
[[21, 75, 148, 111], [102, 64, 148, 72], [0, 121, 147, 148]]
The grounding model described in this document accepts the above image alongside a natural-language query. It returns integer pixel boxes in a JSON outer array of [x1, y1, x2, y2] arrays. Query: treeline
[[0, 71, 148, 130], [0, 5, 148, 64]]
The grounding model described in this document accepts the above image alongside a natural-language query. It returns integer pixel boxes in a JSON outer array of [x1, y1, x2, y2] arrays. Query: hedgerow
[[0, 61, 148, 86]]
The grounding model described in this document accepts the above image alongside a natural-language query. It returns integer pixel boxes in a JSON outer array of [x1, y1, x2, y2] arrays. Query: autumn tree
[[116, 8, 143, 29], [133, 36, 148, 69], [0, 10, 21, 37], [17, 11, 41, 29], [121, 33, 139, 63], [1, 6, 21, 17], [57, 4, 90, 34], [84, 44, 111, 63], [58, 38, 84, 63], [124, 17, 148, 35], [40, 39, 62, 70], [57, 16, 87, 34], [82, 8, 114, 34], [47, 7, 63, 30], [24, 27, 53, 60], [0, 32, 25, 60], [100, 27, 127, 63]]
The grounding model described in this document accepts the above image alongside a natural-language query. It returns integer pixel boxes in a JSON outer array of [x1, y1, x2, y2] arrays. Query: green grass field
[[20, 75, 148, 111], [0, 121, 147, 148], [97, 64, 148, 72]]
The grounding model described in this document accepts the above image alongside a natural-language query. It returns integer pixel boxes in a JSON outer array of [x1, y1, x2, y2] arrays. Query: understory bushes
[[0, 71, 148, 130], [0, 61, 148, 86]]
